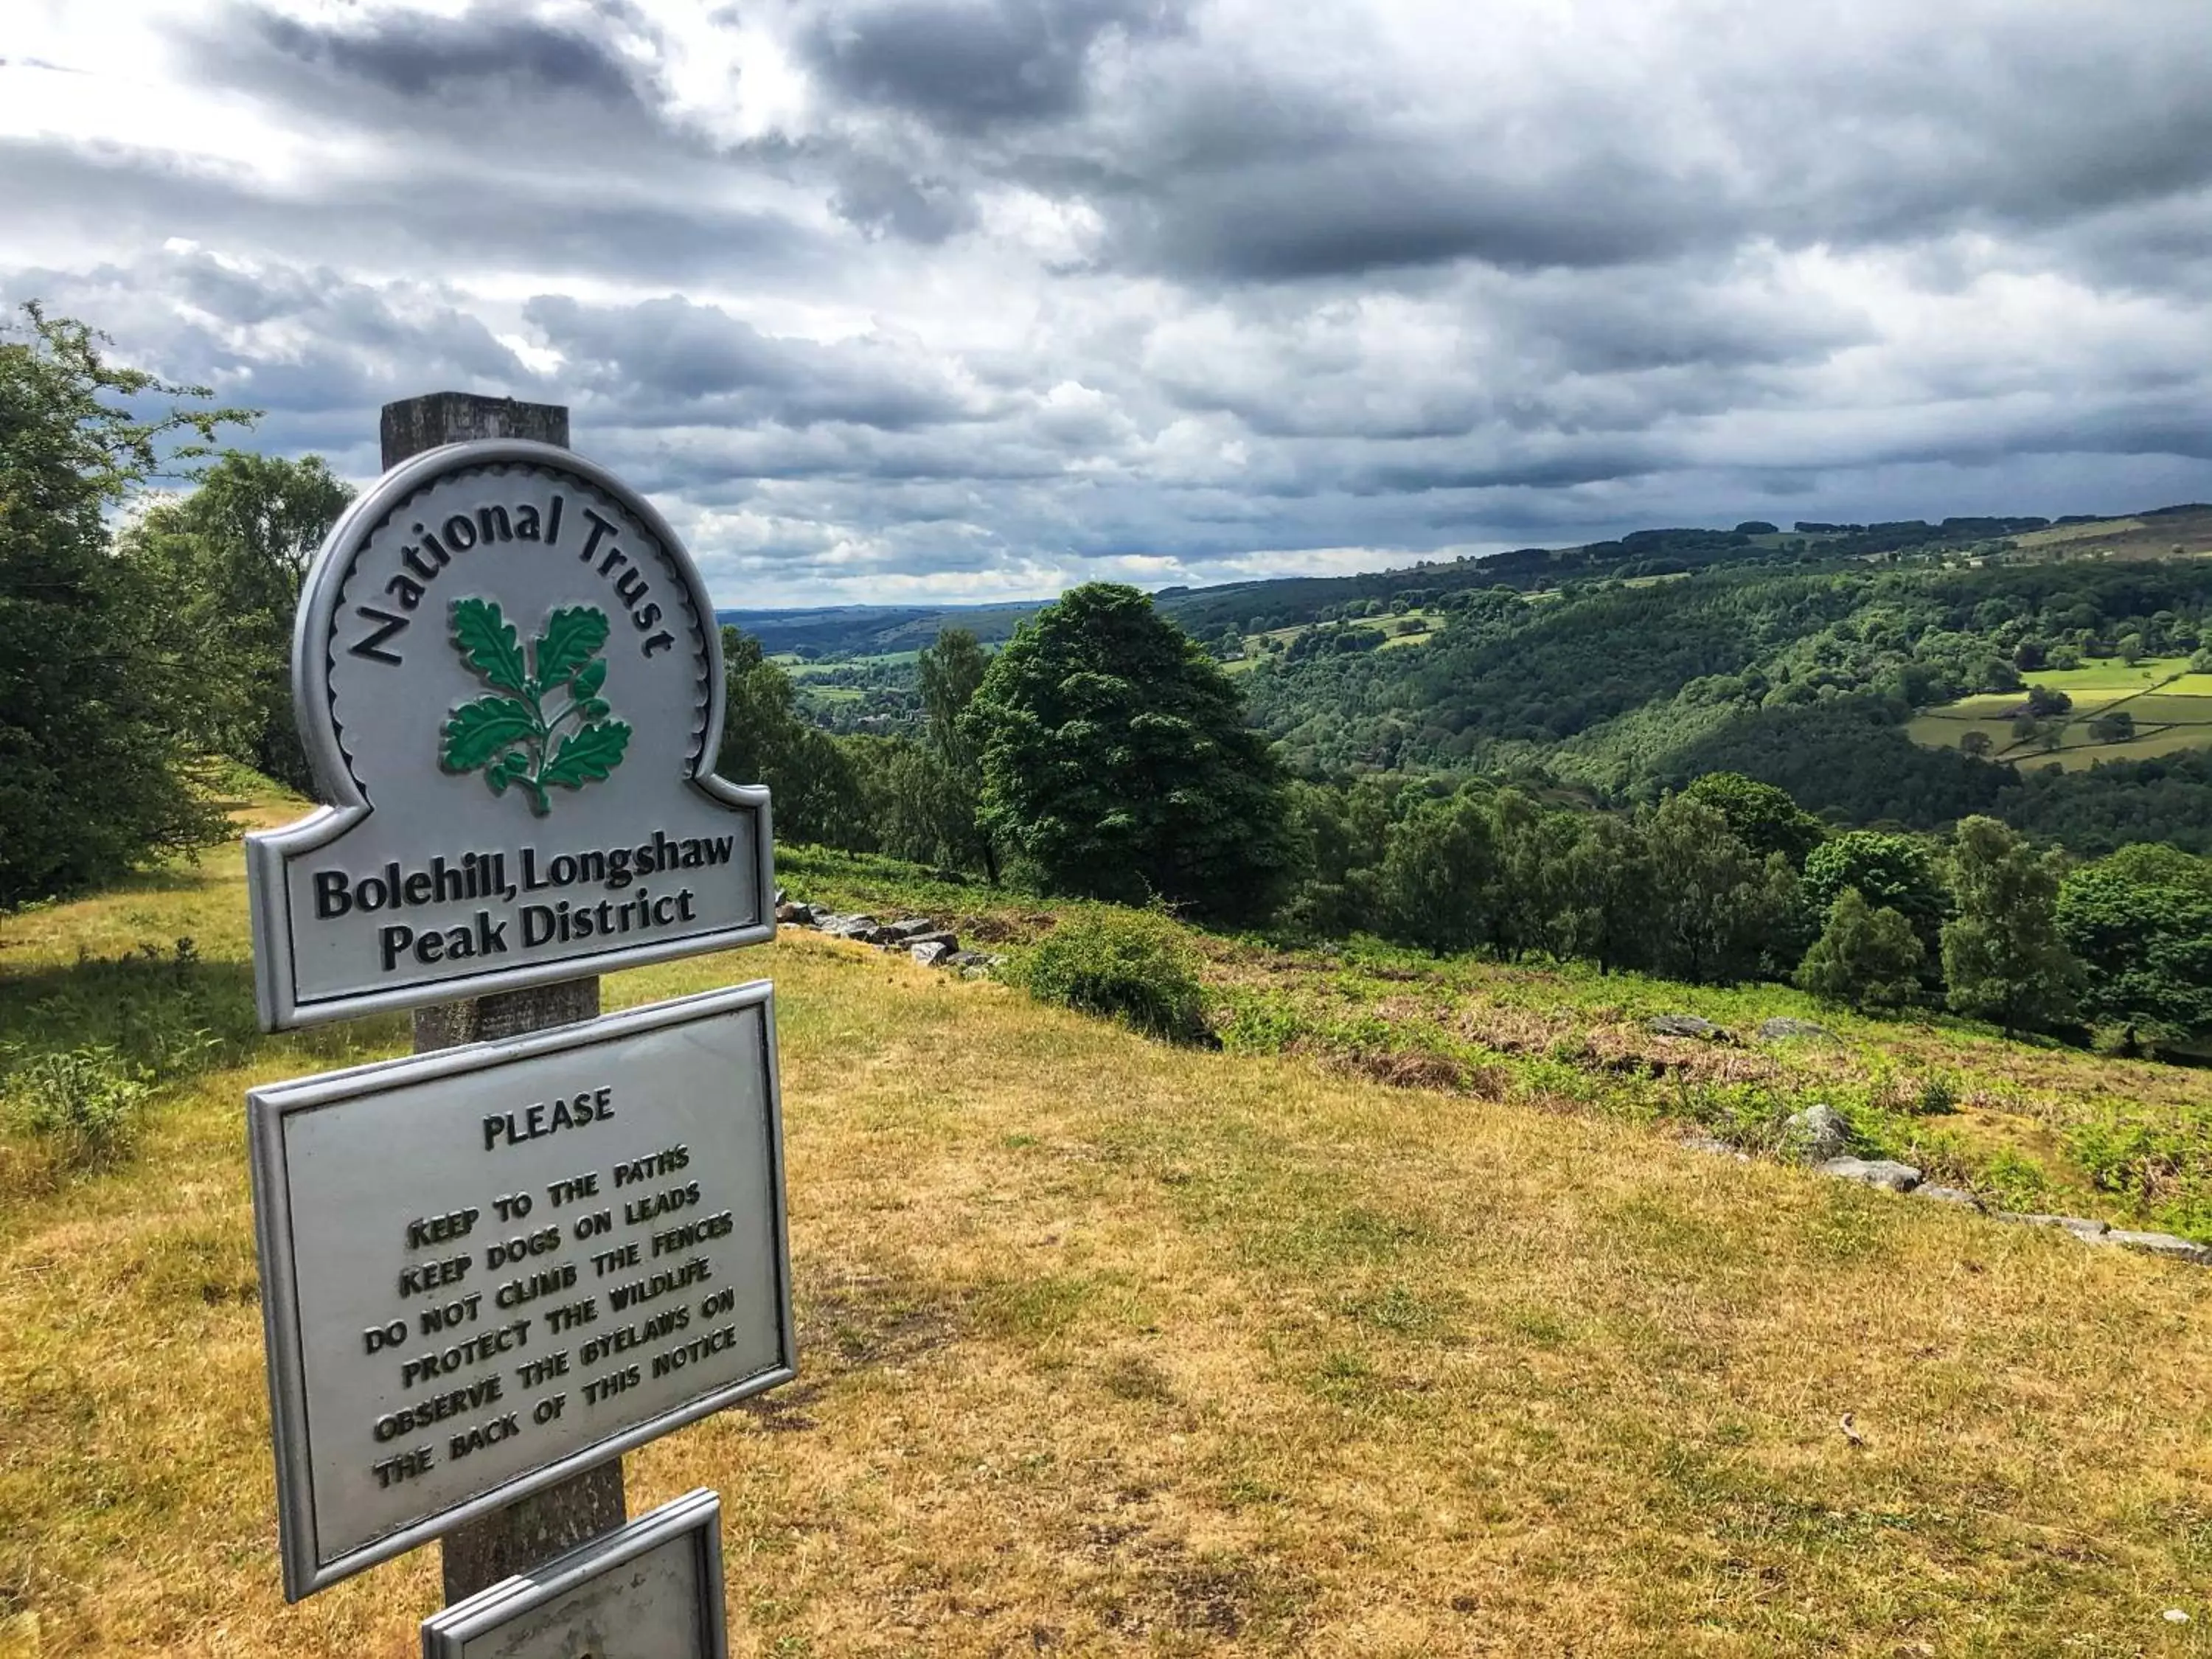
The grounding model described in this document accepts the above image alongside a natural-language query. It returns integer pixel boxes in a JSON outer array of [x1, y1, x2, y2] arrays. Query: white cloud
[[3, 0, 2209, 605]]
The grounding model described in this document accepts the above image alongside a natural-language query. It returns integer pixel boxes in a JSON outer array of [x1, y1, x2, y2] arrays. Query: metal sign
[[246, 439, 773, 1031], [248, 984, 793, 1600], [421, 1488, 729, 1659]]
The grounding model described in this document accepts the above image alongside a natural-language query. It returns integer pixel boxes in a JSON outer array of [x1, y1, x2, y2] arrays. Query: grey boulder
[[1648, 1014, 1724, 1040], [1759, 1017, 1833, 1041], [911, 940, 955, 967], [1784, 1103, 1851, 1164], [1914, 1186, 1983, 1208], [1815, 1156, 1922, 1192], [2004, 1213, 2111, 1239], [2106, 1229, 2212, 1265]]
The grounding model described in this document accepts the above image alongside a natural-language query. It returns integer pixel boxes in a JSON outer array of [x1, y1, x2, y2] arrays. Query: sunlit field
[[4, 800, 2211, 1657]]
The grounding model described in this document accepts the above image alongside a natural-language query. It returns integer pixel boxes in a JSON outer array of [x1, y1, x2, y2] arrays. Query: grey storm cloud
[[0, 133, 831, 285], [801, 0, 1186, 133], [5, 0, 2212, 602], [522, 293, 990, 429], [242, 4, 646, 103]]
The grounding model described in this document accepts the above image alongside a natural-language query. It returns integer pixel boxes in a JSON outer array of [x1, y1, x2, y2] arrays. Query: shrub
[[1913, 1074, 1958, 1116], [1013, 909, 1211, 1043], [3, 1044, 151, 1171], [2067, 1105, 2212, 1240]]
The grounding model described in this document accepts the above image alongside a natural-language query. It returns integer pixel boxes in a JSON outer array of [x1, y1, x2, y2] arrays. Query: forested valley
[[7, 301, 2212, 1078]]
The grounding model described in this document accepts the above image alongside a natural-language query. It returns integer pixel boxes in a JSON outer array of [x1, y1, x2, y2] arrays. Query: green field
[[777, 650, 922, 676], [1909, 657, 2212, 771], [1223, 608, 1443, 673]]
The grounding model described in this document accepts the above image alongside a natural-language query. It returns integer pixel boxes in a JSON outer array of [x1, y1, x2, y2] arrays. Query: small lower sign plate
[[422, 1487, 729, 1659], [249, 984, 793, 1599]]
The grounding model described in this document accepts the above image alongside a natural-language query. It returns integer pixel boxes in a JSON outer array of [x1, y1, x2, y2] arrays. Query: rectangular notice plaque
[[249, 985, 793, 1599], [422, 1487, 728, 1659]]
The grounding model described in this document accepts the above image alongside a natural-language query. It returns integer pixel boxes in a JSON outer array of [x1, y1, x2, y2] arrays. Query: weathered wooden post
[[381, 392, 622, 1601], [241, 392, 787, 1652]]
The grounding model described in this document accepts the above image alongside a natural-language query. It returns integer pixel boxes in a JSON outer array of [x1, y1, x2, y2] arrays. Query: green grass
[[2019, 657, 2193, 698], [1909, 658, 2212, 768], [1222, 608, 1443, 672], [775, 844, 2212, 1242]]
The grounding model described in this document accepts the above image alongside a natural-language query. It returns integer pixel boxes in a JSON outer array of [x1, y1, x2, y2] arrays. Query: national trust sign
[[246, 439, 773, 1031]]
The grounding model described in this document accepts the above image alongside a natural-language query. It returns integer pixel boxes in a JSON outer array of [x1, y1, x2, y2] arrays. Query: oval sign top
[[246, 439, 772, 1030]]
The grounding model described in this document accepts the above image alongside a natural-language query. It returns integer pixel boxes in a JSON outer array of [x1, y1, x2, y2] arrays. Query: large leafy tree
[[1552, 812, 1658, 975], [1682, 771, 1826, 865], [1374, 791, 1500, 954], [2056, 845, 2212, 1054], [1803, 830, 1951, 973], [965, 582, 1294, 922], [1640, 795, 1804, 984], [1941, 816, 2080, 1034], [1795, 886, 1925, 1011], [0, 305, 246, 908], [123, 451, 352, 794]]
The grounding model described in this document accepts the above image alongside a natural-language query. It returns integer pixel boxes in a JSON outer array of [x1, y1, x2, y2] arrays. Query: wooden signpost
[[243, 394, 779, 1652]]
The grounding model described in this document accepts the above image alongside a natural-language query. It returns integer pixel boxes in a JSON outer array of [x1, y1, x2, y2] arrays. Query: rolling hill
[[723, 506, 2212, 849]]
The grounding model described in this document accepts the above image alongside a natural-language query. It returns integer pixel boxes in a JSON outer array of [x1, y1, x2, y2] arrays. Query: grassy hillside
[[1243, 529, 2212, 844], [6, 800, 2212, 1655], [715, 603, 1044, 657]]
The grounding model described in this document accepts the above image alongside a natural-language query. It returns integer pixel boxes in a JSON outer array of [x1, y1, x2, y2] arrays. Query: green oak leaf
[[441, 695, 535, 772], [440, 599, 625, 815], [533, 606, 611, 691], [539, 720, 632, 790], [450, 598, 527, 695]]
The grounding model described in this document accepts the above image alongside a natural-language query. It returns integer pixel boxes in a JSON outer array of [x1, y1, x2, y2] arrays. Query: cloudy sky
[[6, 0, 2211, 605]]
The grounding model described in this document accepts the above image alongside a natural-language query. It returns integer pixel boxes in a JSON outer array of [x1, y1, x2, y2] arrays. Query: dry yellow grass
[[5, 826, 2212, 1656]]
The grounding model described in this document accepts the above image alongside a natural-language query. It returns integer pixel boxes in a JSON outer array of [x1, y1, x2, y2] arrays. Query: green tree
[[1488, 788, 1585, 961], [124, 451, 353, 793], [914, 626, 996, 879], [1941, 816, 2080, 1034], [1795, 886, 1925, 1011], [0, 304, 248, 908], [2085, 709, 2135, 745], [1641, 796, 1804, 984], [1374, 791, 1499, 955], [1279, 777, 1376, 938], [1682, 771, 1825, 865], [716, 629, 866, 846], [1803, 830, 1950, 965], [2056, 846, 2212, 1054], [1552, 812, 1658, 974], [965, 584, 1294, 922]]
